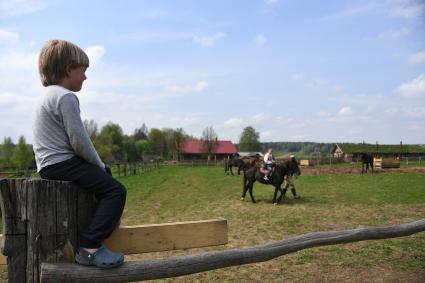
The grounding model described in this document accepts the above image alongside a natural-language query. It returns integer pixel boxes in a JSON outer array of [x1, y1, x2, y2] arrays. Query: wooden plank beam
[[103, 218, 228, 254], [0, 218, 228, 265]]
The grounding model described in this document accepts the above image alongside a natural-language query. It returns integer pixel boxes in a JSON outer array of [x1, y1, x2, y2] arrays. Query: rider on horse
[[262, 148, 274, 180]]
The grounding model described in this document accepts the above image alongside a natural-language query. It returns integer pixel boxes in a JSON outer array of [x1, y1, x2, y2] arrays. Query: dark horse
[[225, 155, 259, 175], [225, 158, 245, 175], [360, 153, 373, 174], [241, 157, 301, 205]]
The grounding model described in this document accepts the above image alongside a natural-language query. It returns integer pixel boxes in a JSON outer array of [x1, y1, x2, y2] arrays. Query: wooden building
[[331, 143, 425, 162]]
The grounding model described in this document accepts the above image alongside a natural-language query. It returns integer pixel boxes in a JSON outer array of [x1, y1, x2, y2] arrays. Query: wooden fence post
[[0, 179, 95, 283]]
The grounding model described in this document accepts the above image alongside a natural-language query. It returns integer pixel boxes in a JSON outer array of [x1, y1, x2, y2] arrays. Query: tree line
[[0, 121, 334, 171]]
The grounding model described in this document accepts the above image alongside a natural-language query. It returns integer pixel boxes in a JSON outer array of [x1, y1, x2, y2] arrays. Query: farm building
[[331, 143, 425, 162], [180, 140, 237, 160]]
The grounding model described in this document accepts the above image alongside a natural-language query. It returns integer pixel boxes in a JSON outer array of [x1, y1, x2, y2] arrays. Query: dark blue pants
[[39, 156, 126, 248]]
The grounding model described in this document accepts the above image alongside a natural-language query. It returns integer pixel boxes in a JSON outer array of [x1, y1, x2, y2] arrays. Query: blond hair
[[38, 39, 89, 86]]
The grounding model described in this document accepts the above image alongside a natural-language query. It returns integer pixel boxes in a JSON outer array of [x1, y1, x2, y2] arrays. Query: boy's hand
[[105, 166, 112, 176]]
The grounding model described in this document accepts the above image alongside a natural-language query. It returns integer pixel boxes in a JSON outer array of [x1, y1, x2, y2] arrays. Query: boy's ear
[[65, 65, 73, 77]]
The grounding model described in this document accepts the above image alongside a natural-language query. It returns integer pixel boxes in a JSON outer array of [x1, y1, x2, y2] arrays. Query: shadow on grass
[[241, 196, 315, 205]]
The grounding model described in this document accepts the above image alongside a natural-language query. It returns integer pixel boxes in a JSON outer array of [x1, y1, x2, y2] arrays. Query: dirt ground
[[300, 166, 425, 176]]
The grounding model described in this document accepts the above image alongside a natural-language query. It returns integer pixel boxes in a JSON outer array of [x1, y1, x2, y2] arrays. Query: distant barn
[[180, 140, 237, 161], [331, 143, 425, 162]]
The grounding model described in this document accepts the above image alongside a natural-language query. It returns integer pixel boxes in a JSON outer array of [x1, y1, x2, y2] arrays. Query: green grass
[[1, 166, 424, 282], [108, 166, 425, 281]]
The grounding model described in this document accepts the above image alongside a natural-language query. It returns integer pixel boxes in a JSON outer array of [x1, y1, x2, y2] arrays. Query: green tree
[[135, 140, 150, 161], [133, 123, 148, 140], [1, 137, 15, 167], [11, 136, 34, 170], [238, 126, 260, 151], [201, 126, 218, 158], [94, 122, 124, 162], [148, 128, 165, 157], [163, 128, 187, 160], [122, 135, 139, 162]]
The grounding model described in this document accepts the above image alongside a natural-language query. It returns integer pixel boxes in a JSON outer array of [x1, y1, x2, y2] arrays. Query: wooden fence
[[109, 161, 160, 177], [41, 218, 425, 282]]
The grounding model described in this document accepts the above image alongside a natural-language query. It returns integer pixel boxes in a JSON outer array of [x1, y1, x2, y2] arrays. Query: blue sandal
[[75, 245, 124, 268]]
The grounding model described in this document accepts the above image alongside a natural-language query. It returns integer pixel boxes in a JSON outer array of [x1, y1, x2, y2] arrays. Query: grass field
[[119, 166, 425, 282], [1, 165, 424, 282]]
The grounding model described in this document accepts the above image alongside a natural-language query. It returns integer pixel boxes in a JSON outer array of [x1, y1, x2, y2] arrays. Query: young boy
[[33, 39, 126, 268]]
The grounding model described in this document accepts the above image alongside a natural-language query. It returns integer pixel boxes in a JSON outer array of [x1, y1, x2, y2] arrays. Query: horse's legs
[[272, 185, 279, 205], [230, 165, 234, 175], [281, 182, 289, 199], [237, 166, 241, 175], [248, 182, 256, 203], [291, 187, 300, 199], [241, 177, 248, 201]]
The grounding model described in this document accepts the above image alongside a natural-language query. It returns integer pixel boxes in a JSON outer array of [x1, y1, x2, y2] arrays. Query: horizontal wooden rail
[[0, 219, 227, 266], [41, 219, 425, 283]]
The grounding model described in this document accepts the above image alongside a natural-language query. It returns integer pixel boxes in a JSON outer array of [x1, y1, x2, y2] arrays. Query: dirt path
[[301, 166, 425, 175]]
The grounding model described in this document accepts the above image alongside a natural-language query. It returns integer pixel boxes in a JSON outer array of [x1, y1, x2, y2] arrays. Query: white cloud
[[332, 84, 345, 92], [260, 131, 273, 140], [0, 0, 46, 18], [396, 74, 425, 97], [323, 1, 424, 21], [224, 118, 243, 128], [290, 73, 304, 81], [388, 0, 425, 19], [165, 80, 209, 94], [194, 80, 208, 92], [0, 29, 19, 42], [409, 51, 425, 64], [192, 32, 225, 47], [251, 113, 265, 123], [337, 106, 353, 116], [377, 27, 410, 40], [385, 106, 425, 118], [264, 0, 278, 5], [141, 10, 167, 20], [318, 111, 332, 117], [255, 34, 267, 46], [0, 52, 38, 70], [84, 46, 105, 66], [322, 3, 378, 20]]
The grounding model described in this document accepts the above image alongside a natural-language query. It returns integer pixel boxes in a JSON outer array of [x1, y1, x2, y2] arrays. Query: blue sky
[[1, 0, 424, 144]]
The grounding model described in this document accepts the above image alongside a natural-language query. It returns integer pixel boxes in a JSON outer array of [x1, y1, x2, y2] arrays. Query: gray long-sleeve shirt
[[33, 85, 105, 172]]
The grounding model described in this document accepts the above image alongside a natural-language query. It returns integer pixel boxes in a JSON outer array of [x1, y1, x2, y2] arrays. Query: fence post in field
[[0, 178, 95, 283], [117, 163, 121, 178]]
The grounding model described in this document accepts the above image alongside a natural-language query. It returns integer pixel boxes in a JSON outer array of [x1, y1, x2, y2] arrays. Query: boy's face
[[65, 65, 87, 92]]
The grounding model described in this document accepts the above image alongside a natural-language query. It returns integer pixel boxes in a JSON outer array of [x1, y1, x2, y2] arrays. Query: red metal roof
[[181, 140, 237, 154]]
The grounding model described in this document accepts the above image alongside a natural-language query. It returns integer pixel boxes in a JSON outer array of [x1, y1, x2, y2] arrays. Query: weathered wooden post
[[0, 178, 95, 283]]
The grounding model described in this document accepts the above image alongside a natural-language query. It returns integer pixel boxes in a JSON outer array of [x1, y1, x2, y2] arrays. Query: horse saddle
[[259, 166, 274, 178]]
